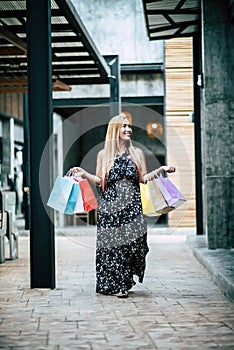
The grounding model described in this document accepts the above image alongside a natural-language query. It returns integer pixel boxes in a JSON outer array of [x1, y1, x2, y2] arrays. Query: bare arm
[[136, 148, 176, 183], [142, 165, 176, 183], [136, 148, 147, 183], [95, 149, 103, 180], [70, 150, 103, 186]]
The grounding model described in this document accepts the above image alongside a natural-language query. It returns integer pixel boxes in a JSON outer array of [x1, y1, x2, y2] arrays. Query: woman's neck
[[118, 140, 128, 154]]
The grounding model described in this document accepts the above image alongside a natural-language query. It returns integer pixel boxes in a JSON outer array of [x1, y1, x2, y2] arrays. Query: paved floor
[[1, 228, 234, 349]]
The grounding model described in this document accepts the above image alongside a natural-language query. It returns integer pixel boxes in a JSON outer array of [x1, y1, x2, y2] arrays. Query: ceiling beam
[[0, 86, 27, 93], [149, 20, 200, 34], [0, 46, 26, 56], [0, 77, 71, 92], [0, 8, 62, 18], [144, 0, 162, 3], [51, 36, 81, 43], [1, 24, 72, 33], [0, 77, 27, 85], [163, 14, 177, 27], [0, 27, 27, 52], [149, 32, 197, 40], [52, 55, 93, 62], [0, 55, 94, 64], [55, 69, 99, 76], [175, 0, 187, 11], [52, 63, 97, 69], [146, 9, 199, 15], [57, 77, 108, 85], [52, 46, 87, 53]]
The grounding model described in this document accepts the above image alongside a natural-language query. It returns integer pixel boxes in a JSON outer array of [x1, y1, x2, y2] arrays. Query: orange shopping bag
[[78, 179, 98, 212]]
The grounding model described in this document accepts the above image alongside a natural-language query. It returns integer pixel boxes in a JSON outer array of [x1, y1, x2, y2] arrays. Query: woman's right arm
[[70, 150, 103, 186]]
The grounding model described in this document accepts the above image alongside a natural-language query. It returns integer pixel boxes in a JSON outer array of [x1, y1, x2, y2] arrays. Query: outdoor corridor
[[0, 228, 234, 349]]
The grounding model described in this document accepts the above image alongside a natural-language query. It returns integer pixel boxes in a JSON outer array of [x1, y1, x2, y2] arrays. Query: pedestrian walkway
[[0, 227, 234, 349], [187, 234, 234, 303]]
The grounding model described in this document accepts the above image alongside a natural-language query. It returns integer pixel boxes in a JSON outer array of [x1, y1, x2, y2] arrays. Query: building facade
[[54, 0, 195, 227]]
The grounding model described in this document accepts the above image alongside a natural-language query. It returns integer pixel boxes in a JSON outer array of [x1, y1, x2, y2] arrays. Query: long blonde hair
[[101, 114, 142, 190]]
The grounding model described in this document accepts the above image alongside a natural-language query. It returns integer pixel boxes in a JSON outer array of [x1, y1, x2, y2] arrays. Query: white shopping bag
[[47, 176, 80, 214]]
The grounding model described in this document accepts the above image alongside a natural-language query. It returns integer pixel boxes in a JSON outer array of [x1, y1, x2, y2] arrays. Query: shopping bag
[[63, 175, 84, 214], [63, 176, 81, 214], [73, 187, 85, 213], [148, 179, 174, 214], [78, 179, 98, 212], [47, 176, 80, 214], [156, 174, 186, 208], [140, 182, 161, 216]]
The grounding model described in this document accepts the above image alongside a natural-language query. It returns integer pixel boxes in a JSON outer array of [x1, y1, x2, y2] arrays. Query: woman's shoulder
[[97, 149, 104, 157], [133, 147, 144, 157], [97, 149, 105, 164]]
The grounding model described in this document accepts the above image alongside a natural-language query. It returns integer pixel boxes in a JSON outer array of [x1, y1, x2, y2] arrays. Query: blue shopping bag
[[47, 176, 80, 214], [64, 179, 80, 214]]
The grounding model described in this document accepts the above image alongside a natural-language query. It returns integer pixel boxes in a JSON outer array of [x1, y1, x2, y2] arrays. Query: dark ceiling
[[142, 0, 201, 40], [0, 0, 110, 93]]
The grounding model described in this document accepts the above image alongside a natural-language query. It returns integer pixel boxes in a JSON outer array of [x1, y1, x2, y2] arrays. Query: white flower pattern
[[96, 151, 149, 295]]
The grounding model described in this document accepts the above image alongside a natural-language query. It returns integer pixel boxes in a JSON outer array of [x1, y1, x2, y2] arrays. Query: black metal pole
[[22, 93, 31, 230], [193, 33, 203, 235], [104, 55, 120, 117], [26, 0, 55, 288]]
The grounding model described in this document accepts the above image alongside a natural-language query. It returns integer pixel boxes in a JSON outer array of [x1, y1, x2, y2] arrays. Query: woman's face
[[119, 119, 132, 141]]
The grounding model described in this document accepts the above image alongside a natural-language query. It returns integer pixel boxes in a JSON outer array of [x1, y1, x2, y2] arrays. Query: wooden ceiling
[[142, 0, 201, 40], [0, 0, 110, 93]]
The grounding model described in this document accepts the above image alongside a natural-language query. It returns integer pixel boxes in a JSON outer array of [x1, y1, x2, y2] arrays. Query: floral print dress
[[96, 151, 149, 295]]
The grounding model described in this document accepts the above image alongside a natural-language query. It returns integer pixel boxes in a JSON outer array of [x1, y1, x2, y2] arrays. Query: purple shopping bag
[[155, 174, 186, 208]]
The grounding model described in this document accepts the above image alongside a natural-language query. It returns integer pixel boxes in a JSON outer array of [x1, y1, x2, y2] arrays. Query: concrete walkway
[[0, 227, 234, 349]]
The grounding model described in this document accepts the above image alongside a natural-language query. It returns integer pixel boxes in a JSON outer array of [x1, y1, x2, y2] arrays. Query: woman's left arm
[[137, 149, 176, 183], [137, 149, 148, 183]]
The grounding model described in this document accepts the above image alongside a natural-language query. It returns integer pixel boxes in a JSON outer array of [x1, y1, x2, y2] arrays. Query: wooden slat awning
[[0, 0, 110, 93], [142, 0, 201, 40]]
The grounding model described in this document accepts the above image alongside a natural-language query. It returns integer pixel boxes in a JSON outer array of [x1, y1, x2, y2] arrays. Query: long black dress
[[96, 151, 149, 295]]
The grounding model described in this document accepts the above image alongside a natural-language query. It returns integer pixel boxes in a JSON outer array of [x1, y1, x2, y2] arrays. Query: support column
[[23, 93, 30, 230], [27, 0, 55, 287], [201, 0, 234, 248], [104, 55, 120, 117], [193, 34, 203, 235]]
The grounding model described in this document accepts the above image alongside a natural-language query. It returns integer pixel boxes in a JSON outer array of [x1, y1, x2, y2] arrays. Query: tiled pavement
[[0, 227, 234, 350]]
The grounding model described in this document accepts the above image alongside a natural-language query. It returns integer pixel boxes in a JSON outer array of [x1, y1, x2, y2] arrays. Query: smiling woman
[[70, 113, 175, 298], [119, 120, 132, 140]]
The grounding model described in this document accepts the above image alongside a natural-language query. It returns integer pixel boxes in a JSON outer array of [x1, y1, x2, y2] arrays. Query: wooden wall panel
[[0, 93, 23, 120], [165, 37, 196, 227]]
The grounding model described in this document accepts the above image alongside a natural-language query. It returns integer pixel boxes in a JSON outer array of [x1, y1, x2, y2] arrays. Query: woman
[[71, 114, 175, 298]]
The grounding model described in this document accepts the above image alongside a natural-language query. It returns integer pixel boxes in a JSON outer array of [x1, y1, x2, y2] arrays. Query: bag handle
[[65, 170, 72, 177], [65, 170, 82, 181], [154, 171, 167, 179]]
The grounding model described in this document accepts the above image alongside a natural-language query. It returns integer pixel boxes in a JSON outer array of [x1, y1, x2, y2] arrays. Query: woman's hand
[[70, 167, 101, 186], [143, 165, 176, 182], [70, 167, 87, 178], [160, 165, 176, 173]]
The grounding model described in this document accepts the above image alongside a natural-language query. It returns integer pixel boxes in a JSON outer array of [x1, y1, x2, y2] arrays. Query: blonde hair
[[101, 113, 142, 190]]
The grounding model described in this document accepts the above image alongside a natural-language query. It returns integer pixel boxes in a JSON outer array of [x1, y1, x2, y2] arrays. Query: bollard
[[0, 191, 18, 261], [0, 211, 7, 263]]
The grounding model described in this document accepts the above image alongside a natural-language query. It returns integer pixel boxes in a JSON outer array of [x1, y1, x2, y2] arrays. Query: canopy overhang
[[142, 0, 201, 40], [0, 0, 110, 93]]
